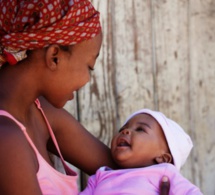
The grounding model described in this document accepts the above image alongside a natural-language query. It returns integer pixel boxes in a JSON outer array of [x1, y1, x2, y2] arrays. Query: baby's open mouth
[[117, 139, 130, 147]]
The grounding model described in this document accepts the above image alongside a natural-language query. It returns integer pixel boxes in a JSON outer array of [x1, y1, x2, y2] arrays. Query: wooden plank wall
[[64, 0, 215, 194]]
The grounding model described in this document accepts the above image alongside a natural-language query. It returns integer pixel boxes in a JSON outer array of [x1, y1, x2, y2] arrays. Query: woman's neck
[[0, 65, 40, 123]]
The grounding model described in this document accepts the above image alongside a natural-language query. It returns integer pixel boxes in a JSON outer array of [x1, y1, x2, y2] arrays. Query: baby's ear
[[155, 153, 172, 164]]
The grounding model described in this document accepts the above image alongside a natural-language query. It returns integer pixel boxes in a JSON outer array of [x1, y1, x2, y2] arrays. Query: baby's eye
[[136, 127, 145, 132]]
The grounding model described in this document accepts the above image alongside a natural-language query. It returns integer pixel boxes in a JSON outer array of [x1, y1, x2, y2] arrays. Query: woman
[[0, 0, 170, 194]]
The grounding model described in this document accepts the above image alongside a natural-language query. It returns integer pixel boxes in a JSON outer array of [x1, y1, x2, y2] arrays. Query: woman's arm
[[39, 97, 117, 175]]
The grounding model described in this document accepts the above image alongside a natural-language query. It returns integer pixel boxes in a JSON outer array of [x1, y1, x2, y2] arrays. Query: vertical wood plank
[[189, 0, 215, 194], [152, 0, 190, 126], [151, 0, 193, 181], [78, 0, 116, 146], [112, 0, 155, 126]]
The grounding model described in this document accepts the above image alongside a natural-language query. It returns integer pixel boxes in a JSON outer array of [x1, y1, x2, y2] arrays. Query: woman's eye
[[88, 66, 94, 71]]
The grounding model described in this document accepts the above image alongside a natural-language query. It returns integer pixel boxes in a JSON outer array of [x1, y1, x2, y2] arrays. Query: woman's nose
[[121, 128, 131, 135]]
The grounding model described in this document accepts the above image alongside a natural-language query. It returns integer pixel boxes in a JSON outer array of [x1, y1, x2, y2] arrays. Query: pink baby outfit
[[80, 163, 203, 195], [0, 100, 78, 195]]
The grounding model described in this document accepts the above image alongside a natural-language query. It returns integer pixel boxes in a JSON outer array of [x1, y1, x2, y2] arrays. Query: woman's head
[[40, 32, 102, 108], [0, 0, 101, 66], [0, 0, 103, 107]]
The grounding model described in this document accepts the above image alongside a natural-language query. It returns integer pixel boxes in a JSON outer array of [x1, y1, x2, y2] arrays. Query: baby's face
[[111, 113, 168, 168]]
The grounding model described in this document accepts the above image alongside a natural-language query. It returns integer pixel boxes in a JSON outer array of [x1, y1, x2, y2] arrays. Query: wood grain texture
[[63, 0, 215, 193], [151, 0, 193, 182], [112, 0, 155, 124], [188, 0, 215, 194], [77, 0, 117, 145]]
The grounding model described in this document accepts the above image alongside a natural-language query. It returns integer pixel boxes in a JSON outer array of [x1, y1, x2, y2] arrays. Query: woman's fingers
[[159, 176, 170, 195]]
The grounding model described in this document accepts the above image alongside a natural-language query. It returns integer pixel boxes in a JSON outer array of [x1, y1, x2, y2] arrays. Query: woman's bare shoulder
[[0, 116, 42, 194], [0, 115, 37, 167]]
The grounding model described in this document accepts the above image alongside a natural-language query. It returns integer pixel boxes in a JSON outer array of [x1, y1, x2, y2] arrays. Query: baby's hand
[[159, 176, 170, 195]]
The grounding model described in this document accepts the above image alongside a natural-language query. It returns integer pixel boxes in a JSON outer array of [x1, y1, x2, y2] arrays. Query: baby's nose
[[121, 128, 131, 135]]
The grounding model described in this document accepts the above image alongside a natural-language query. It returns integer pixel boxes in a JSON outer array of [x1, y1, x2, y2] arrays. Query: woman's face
[[46, 32, 102, 108], [111, 113, 168, 168]]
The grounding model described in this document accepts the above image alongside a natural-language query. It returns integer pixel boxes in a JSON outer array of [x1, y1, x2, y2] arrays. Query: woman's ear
[[45, 45, 60, 71], [155, 153, 172, 164]]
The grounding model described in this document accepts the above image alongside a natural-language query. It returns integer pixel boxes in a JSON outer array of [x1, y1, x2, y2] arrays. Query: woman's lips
[[69, 92, 74, 100]]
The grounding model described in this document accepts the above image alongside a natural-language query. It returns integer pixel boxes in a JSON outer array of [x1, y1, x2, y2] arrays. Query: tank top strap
[[0, 110, 25, 131], [0, 110, 41, 154], [34, 99, 76, 176]]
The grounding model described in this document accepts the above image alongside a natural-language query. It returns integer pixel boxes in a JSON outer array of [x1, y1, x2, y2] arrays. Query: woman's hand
[[160, 176, 170, 195]]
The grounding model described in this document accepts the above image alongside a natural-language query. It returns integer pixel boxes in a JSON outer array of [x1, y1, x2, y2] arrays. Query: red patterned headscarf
[[0, 0, 101, 67]]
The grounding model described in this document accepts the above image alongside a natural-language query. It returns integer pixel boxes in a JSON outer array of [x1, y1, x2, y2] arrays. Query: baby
[[80, 109, 203, 195]]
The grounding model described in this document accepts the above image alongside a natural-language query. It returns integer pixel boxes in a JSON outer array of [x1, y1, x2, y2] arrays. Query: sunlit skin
[[0, 33, 107, 195], [0, 32, 103, 113], [111, 113, 172, 169], [40, 32, 103, 108], [0, 32, 104, 163]]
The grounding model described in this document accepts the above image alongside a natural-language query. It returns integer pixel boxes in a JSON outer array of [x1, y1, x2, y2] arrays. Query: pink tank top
[[0, 100, 78, 195]]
